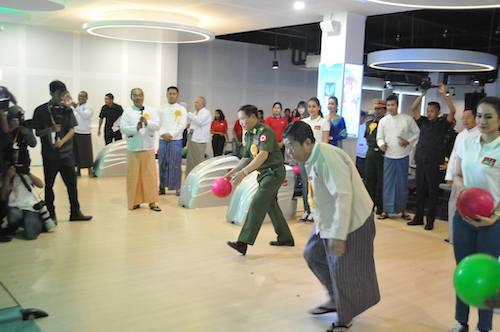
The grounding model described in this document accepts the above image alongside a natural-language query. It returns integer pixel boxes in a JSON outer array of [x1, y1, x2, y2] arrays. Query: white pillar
[[318, 12, 366, 159]]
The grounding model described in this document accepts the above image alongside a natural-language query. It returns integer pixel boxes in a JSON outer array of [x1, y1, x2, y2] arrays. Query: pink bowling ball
[[211, 177, 232, 198], [292, 165, 301, 176], [457, 188, 495, 220]]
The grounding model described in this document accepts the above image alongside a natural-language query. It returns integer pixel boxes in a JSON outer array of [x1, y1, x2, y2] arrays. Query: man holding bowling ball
[[225, 104, 294, 256], [451, 96, 500, 332]]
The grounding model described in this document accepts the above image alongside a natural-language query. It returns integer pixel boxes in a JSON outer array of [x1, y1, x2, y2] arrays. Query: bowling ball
[[182, 147, 188, 158], [457, 188, 495, 219], [292, 165, 301, 176], [454, 254, 500, 308], [211, 177, 232, 198]]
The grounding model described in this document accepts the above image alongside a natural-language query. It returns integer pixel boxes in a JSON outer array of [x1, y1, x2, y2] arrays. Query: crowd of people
[[0, 79, 498, 332]]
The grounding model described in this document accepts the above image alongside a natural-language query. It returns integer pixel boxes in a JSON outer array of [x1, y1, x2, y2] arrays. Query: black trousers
[[356, 156, 366, 179], [104, 130, 122, 145], [364, 150, 384, 214], [212, 135, 226, 157], [43, 157, 80, 216], [415, 161, 441, 224]]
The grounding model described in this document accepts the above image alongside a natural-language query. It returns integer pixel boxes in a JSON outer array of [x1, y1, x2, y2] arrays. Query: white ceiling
[[4, 0, 412, 35]]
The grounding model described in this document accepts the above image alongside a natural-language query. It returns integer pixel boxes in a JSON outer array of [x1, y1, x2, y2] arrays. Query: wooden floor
[[0, 167, 498, 332]]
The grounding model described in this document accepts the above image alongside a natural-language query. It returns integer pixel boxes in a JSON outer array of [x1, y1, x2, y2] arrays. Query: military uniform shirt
[[243, 123, 283, 171]]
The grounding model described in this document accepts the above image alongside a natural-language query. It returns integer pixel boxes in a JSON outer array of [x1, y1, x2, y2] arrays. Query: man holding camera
[[32, 80, 92, 222]]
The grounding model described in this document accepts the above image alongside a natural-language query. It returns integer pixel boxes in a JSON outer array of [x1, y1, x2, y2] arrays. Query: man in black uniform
[[226, 105, 294, 256], [364, 99, 387, 218], [407, 83, 456, 230], [32, 80, 92, 222], [98, 93, 124, 145]]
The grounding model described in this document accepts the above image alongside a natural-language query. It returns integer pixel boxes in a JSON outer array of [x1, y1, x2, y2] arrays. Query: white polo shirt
[[302, 116, 330, 143], [457, 135, 500, 205]]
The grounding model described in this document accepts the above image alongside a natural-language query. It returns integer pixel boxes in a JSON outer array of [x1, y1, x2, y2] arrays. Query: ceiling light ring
[[365, 0, 500, 10], [367, 48, 497, 73], [82, 20, 215, 44]]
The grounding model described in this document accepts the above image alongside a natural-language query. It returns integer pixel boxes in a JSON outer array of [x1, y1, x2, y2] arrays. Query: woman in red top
[[264, 102, 288, 147], [211, 109, 228, 157]]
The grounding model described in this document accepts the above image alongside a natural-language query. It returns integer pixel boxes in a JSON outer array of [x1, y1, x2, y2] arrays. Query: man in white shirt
[[283, 121, 380, 332], [158, 86, 187, 196], [186, 96, 211, 175], [120, 88, 161, 212], [377, 94, 420, 220], [444, 109, 480, 243], [73, 91, 94, 176]]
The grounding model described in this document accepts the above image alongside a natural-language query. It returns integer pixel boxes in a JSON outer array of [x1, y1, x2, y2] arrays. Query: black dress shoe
[[69, 212, 93, 221], [407, 219, 424, 226], [424, 221, 434, 230], [269, 240, 295, 247], [227, 241, 247, 255]]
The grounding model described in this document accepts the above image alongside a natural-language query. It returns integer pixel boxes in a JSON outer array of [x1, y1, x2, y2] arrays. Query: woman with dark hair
[[284, 108, 292, 123], [211, 109, 228, 157], [264, 102, 288, 148], [450, 96, 500, 332], [327, 96, 347, 148], [298, 97, 330, 222]]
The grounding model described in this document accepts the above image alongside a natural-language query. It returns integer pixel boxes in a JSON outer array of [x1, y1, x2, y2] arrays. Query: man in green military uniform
[[364, 99, 387, 218], [226, 104, 294, 255]]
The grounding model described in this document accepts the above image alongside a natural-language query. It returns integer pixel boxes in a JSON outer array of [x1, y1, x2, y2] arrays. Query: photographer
[[32, 80, 92, 222], [1, 103, 56, 241]]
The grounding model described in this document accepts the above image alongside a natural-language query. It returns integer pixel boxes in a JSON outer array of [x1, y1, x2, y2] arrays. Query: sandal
[[327, 322, 352, 332], [149, 204, 161, 212], [309, 305, 337, 315]]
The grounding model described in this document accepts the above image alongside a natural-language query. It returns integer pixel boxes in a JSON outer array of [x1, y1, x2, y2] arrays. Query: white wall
[[177, 39, 318, 134], [0, 24, 178, 165]]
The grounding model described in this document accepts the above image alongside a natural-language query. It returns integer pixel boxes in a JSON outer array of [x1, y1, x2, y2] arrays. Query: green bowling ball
[[454, 254, 500, 308]]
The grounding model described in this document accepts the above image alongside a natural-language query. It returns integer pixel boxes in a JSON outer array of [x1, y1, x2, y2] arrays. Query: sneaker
[[450, 322, 468, 332], [44, 219, 57, 233], [306, 213, 314, 222], [300, 212, 309, 221]]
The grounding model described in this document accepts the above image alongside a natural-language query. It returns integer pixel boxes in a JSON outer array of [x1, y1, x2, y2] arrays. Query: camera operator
[[31, 80, 92, 222], [0, 103, 56, 241], [0, 86, 16, 241]]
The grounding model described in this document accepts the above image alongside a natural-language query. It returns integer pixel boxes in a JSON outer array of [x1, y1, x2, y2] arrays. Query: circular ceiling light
[[367, 49, 498, 73], [0, 7, 29, 22], [365, 0, 500, 10], [83, 20, 214, 44], [0, 0, 64, 11]]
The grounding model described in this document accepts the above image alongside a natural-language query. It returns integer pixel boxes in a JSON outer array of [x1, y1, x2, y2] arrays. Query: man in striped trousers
[[283, 121, 380, 332]]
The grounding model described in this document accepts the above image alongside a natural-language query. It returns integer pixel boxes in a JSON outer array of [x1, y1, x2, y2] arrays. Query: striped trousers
[[304, 214, 380, 325], [158, 139, 183, 191]]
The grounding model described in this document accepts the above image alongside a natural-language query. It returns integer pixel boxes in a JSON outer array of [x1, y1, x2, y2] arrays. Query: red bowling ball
[[457, 188, 495, 220], [211, 177, 232, 198]]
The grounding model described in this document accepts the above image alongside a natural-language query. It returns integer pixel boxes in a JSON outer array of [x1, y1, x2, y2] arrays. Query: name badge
[[481, 157, 496, 167]]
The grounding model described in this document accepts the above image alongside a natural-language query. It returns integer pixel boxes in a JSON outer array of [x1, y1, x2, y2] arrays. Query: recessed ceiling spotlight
[[82, 20, 214, 44], [364, 0, 500, 10], [293, 1, 305, 10], [0, 0, 64, 11]]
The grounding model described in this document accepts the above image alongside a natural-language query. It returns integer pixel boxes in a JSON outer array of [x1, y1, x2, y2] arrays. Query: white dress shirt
[[187, 107, 212, 143], [74, 103, 93, 134], [445, 126, 480, 181], [377, 113, 420, 159], [306, 143, 374, 240], [457, 134, 500, 205], [159, 103, 187, 141], [120, 105, 160, 152], [302, 116, 330, 143]]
